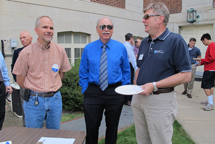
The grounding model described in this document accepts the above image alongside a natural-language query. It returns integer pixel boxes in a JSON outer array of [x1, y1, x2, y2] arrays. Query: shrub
[[60, 60, 84, 111]]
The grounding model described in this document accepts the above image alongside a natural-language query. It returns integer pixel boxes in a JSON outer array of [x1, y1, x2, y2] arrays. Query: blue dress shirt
[[0, 51, 10, 86], [79, 39, 131, 94]]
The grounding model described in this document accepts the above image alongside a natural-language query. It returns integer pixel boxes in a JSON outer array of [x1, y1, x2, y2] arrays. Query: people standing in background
[[11, 31, 32, 127], [131, 2, 191, 144], [195, 33, 215, 111], [0, 51, 13, 130], [13, 16, 71, 129], [182, 38, 201, 98], [124, 33, 138, 106], [133, 39, 141, 57], [11, 31, 32, 82], [79, 17, 130, 144]]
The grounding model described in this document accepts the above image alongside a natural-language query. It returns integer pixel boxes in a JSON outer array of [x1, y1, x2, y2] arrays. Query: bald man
[[11, 31, 32, 81]]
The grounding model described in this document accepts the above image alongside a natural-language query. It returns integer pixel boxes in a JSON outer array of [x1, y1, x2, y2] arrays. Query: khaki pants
[[131, 92, 177, 144], [184, 64, 197, 94]]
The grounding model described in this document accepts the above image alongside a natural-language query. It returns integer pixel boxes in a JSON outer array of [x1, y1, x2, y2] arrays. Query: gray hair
[[35, 16, 53, 27], [143, 2, 169, 26], [96, 18, 114, 27]]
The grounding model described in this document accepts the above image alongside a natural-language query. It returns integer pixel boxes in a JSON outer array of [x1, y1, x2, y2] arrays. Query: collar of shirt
[[147, 28, 171, 42], [36, 40, 51, 51], [98, 39, 112, 50]]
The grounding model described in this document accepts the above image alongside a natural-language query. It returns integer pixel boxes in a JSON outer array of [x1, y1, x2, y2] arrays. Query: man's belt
[[89, 83, 121, 88], [30, 90, 59, 97], [153, 87, 174, 95]]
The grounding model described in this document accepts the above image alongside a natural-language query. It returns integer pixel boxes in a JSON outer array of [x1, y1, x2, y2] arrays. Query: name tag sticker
[[52, 64, 59, 72], [139, 54, 144, 60]]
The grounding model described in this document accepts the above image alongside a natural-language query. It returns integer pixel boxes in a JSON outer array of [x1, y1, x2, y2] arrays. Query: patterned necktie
[[0, 69, 3, 82], [99, 45, 108, 91]]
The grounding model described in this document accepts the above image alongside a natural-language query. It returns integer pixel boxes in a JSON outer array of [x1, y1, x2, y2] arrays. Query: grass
[[98, 120, 195, 144], [61, 112, 84, 122], [61, 113, 195, 144]]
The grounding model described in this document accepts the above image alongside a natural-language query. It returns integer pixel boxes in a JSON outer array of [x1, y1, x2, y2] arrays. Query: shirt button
[[46, 71, 47, 72], [45, 62, 47, 64]]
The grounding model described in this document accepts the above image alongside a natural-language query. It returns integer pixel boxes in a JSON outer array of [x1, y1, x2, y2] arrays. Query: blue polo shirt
[[79, 39, 131, 93], [188, 45, 201, 64], [136, 28, 191, 85]]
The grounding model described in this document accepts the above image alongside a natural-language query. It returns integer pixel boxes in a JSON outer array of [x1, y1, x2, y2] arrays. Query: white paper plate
[[115, 85, 143, 95]]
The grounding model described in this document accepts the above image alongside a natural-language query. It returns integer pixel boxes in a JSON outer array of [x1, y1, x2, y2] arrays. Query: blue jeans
[[23, 90, 62, 129]]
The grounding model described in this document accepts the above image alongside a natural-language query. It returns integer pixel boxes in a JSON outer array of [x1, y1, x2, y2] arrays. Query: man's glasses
[[99, 25, 113, 30], [143, 14, 160, 20]]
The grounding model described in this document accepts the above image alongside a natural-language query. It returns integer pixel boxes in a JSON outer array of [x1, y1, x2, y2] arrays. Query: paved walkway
[[3, 81, 215, 144]]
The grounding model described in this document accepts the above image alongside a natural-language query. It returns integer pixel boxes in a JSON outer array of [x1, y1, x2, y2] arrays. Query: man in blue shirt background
[[0, 51, 13, 130], [182, 38, 201, 98], [123, 33, 138, 106], [79, 17, 130, 144]]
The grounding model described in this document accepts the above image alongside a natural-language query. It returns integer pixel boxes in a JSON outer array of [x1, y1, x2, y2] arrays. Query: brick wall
[[91, 0, 125, 9], [143, 0, 182, 14]]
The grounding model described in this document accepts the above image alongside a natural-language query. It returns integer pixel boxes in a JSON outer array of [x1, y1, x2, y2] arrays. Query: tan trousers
[[184, 64, 197, 94], [131, 92, 178, 144]]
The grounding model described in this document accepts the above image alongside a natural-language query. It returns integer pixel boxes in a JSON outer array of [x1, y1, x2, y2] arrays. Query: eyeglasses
[[143, 14, 161, 20], [99, 25, 113, 30]]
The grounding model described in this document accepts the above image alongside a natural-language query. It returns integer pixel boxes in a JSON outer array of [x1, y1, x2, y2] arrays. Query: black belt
[[153, 88, 174, 95], [30, 90, 59, 97], [191, 63, 195, 64], [89, 83, 121, 88]]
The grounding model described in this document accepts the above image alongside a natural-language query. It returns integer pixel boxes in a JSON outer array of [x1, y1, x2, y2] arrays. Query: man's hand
[[139, 83, 154, 96], [193, 58, 201, 61], [5, 86, 13, 94]]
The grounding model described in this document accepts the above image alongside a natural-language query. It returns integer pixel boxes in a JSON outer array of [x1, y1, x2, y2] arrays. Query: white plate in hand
[[115, 85, 143, 95]]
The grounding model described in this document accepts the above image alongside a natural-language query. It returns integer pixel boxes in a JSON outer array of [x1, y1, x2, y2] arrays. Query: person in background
[[0, 51, 13, 130], [131, 2, 191, 144], [11, 31, 32, 127], [182, 38, 201, 98], [11, 31, 32, 82], [13, 16, 71, 129], [124, 33, 138, 106], [79, 17, 130, 144], [195, 33, 215, 111], [133, 39, 141, 57]]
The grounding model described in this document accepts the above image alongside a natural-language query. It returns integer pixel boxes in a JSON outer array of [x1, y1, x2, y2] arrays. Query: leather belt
[[89, 83, 122, 88], [153, 88, 174, 95], [30, 90, 59, 97]]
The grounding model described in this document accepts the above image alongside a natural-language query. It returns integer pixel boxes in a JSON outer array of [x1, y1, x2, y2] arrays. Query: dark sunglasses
[[99, 25, 113, 30], [143, 14, 160, 20]]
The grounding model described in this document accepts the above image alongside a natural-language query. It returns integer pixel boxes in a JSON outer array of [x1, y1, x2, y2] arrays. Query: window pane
[[65, 33, 71, 44], [81, 48, 84, 57], [65, 48, 71, 58], [81, 35, 87, 44], [57, 33, 64, 43], [75, 48, 80, 58], [74, 34, 80, 44]]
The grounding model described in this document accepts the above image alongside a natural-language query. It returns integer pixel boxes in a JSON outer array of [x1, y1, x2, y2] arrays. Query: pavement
[[2, 81, 215, 144]]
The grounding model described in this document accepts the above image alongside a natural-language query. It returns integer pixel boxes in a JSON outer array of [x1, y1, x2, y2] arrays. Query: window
[[57, 32, 89, 65]]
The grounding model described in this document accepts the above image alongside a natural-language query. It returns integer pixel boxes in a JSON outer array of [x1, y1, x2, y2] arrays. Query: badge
[[139, 54, 144, 60], [52, 64, 59, 72], [34, 100, 39, 106]]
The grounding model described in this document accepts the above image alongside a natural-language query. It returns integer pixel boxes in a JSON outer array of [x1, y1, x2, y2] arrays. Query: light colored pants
[[131, 92, 178, 144], [184, 64, 197, 94]]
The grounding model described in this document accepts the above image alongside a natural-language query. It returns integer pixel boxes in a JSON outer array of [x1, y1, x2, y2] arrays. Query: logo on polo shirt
[[154, 50, 164, 54]]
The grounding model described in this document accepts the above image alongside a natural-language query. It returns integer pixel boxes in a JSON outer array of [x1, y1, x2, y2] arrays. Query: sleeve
[[0, 51, 10, 86], [201, 45, 215, 64], [79, 46, 89, 94], [60, 48, 71, 72], [127, 45, 138, 71], [12, 50, 28, 76], [173, 36, 191, 72], [121, 46, 131, 85]]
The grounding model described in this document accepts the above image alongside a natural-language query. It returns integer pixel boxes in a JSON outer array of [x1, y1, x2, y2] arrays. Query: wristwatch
[[153, 82, 158, 92]]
